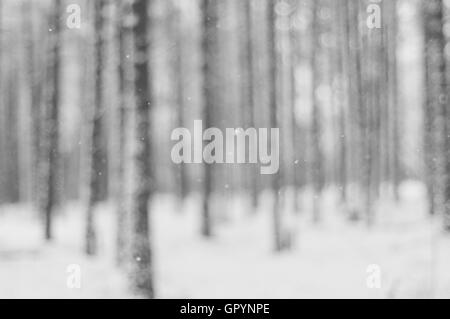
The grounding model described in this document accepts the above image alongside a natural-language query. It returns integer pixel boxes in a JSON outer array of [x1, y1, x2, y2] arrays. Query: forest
[[0, 0, 449, 299]]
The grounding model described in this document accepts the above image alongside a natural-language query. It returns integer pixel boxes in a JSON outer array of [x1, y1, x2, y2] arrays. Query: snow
[[0, 180, 449, 298]]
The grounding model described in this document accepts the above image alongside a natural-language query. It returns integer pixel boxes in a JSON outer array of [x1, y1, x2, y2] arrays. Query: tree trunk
[[115, 0, 132, 266], [311, 0, 324, 223], [423, 0, 446, 218], [346, 0, 364, 221], [290, 0, 303, 213], [129, 0, 154, 298], [86, 0, 107, 255], [5, 72, 20, 204], [267, 0, 284, 251], [335, 0, 348, 204], [387, 0, 400, 201], [41, 0, 62, 241], [239, 0, 258, 210], [23, 0, 42, 205], [170, 0, 188, 203], [201, 0, 219, 237]]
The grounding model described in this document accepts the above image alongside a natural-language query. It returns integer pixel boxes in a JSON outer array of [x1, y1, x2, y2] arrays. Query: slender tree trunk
[[360, 3, 374, 226], [201, 0, 219, 237], [115, 0, 132, 266], [171, 0, 188, 202], [311, 0, 324, 223], [86, 0, 107, 255], [439, 3, 450, 230], [23, 0, 42, 205], [239, 0, 258, 210], [382, 0, 401, 201], [279, 0, 295, 190], [41, 0, 62, 241], [388, 0, 400, 201], [5, 72, 20, 203], [345, 0, 364, 221], [336, 0, 348, 203], [79, 1, 95, 211], [365, 2, 384, 226], [130, 0, 154, 298], [267, 0, 284, 251], [423, 0, 446, 218], [290, 0, 302, 213]]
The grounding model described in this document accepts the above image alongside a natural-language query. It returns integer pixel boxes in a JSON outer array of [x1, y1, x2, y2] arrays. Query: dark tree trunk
[[423, 0, 446, 218], [86, 0, 107, 256], [23, 0, 43, 206], [200, 0, 219, 237], [170, 0, 188, 202], [239, 0, 258, 210], [129, 0, 154, 298], [41, 0, 62, 241]]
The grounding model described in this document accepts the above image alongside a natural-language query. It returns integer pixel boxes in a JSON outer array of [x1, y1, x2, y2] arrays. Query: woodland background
[[0, 0, 449, 298]]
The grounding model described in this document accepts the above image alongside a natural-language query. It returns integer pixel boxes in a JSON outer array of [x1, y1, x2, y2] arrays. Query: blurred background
[[0, 0, 449, 298]]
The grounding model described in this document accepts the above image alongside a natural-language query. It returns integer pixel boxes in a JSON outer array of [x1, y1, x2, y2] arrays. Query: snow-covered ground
[[0, 181, 449, 299]]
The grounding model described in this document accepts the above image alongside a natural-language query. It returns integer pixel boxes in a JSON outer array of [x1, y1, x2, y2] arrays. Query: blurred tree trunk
[[86, 0, 107, 255], [129, 0, 154, 298], [79, 1, 95, 210], [346, 0, 364, 221], [379, 0, 390, 197], [439, 2, 450, 230], [5, 72, 20, 204], [335, 0, 348, 204], [423, 0, 446, 218], [115, 0, 132, 266], [239, 0, 258, 210], [290, 0, 303, 213], [310, 0, 324, 223], [273, 0, 295, 249], [201, 0, 219, 237], [267, 0, 285, 251], [341, 0, 352, 208], [279, 0, 295, 195], [326, 0, 339, 190], [170, 0, 188, 203], [360, 1, 374, 226], [40, 0, 62, 240], [381, 0, 400, 201], [364, 2, 384, 226], [386, 0, 400, 201], [23, 0, 43, 206]]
